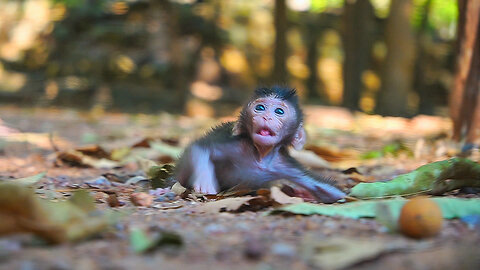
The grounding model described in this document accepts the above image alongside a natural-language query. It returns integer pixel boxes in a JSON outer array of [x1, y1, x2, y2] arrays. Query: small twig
[[49, 132, 60, 152]]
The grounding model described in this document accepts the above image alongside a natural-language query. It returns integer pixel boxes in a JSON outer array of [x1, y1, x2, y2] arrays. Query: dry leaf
[[107, 194, 123, 207], [194, 196, 271, 213], [76, 145, 111, 159], [270, 186, 303, 205], [347, 172, 376, 183], [171, 182, 187, 195], [0, 183, 115, 243], [290, 149, 330, 168], [301, 236, 409, 270], [137, 157, 158, 173], [305, 145, 356, 163], [56, 150, 119, 169]]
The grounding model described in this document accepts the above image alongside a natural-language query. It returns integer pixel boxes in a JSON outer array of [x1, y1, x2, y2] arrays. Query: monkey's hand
[[282, 168, 345, 203], [190, 146, 219, 195], [192, 171, 219, 194], [308, 180, 346, 203]]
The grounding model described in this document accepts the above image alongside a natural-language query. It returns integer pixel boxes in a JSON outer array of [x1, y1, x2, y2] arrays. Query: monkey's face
[[248, 96, 296, 147]]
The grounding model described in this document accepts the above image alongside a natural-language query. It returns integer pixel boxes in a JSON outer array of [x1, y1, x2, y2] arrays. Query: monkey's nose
[[263, 116, 272, 121]]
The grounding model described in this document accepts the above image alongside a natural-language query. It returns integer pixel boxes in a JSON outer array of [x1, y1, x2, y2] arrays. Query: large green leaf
[[350, 158, 480, 199], [272, 197, 480, 219]]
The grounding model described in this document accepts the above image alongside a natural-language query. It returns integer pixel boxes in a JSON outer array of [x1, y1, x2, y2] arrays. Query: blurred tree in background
[[0, 0, 460, 118], [450, 0, 480, 144]]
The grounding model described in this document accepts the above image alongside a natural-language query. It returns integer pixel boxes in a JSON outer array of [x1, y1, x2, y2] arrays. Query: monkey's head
[[234, 86, 306, 151]]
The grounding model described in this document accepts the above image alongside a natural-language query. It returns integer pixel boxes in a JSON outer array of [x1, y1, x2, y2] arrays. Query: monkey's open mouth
[[257, 127, 275, 136]]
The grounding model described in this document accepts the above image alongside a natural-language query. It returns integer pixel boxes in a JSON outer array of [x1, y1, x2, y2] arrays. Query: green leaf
[[375, 202, 398, 232], [69, 189, 96, 213], [147, 164, 175, 189], [149, 141, 182, 159], [350, 158, 480, 198], [361, 151, 383, 160], [0, 182, 117, 243], [272, 198, 480, 220], [130, 228, 154, 254], [3, 172, 46, 186], [129, 228, 183, 254]]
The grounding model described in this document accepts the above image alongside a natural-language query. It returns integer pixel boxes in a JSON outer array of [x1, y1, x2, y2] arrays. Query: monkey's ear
[[232, 121, 242, 136], [291, 124, 306, 150]]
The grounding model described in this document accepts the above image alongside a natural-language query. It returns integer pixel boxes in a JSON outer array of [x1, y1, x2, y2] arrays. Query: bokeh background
[[0, 0, 459, 117]]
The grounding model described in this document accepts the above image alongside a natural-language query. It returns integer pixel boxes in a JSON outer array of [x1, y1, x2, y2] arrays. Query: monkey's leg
[[190, 146, 219, 194]]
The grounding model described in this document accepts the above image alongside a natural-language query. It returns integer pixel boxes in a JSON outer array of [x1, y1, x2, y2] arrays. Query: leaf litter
[[0, 107, 479, 269]]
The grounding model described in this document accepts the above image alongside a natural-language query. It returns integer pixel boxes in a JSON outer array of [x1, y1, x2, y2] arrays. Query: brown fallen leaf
[[194, 196, 272, 213], [346, 172, 377, 183], [290, 149, 330, 168], [76, 145, 112, 159], [270, 186, 304, 205], [56, 150, 119, 169], [107, 194, 123, 207], [305, 145, 357, 163], [132, 137, 154, 148]]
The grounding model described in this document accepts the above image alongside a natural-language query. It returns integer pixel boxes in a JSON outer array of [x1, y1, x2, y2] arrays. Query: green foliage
[[273, 197, 480, 219], [430, 0, 457, 35], [51, 0, 84, 8], [361, 140, 412, 159], [310, 0, 344, 13]]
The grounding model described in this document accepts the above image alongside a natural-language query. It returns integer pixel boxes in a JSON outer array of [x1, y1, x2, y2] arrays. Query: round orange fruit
[[398, 197, 443, 238]]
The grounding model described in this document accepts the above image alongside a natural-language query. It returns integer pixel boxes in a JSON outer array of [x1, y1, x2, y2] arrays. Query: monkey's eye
[[274, 108, 285, 115], [255, 104, 266, 112]]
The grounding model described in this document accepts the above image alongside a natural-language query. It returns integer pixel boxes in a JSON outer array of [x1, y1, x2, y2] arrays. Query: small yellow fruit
[[398, 197, 443, 238]]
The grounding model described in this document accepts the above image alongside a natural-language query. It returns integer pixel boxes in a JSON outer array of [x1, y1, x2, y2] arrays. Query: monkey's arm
[[175, 145, 219, 194], [278, 154, 346, 203], [175, 122, 238, 194]]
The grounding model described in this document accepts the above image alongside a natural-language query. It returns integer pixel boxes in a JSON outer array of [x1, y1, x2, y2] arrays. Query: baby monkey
[[175, 86, 346, 203]]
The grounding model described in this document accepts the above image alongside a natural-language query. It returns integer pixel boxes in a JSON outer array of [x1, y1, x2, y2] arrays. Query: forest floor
[[0, 105, 479, 270]]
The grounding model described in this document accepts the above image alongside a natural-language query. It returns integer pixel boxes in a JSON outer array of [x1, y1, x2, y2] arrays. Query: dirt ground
[[0, 106, 479, 270]]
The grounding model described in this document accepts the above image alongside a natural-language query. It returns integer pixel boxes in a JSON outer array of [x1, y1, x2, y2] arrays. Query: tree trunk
[[272, 0, 287, 83], [157, 1, 188, 112], [304, 13, 325, 101], [376, 0, 416, 116], [305, 19, 321, 100], [450, 0, 480, 143], [342, 0, 374, 111], [414, 0, 434, 115]]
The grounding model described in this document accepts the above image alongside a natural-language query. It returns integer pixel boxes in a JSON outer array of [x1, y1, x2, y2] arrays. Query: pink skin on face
[[249, 97, 295, 157]]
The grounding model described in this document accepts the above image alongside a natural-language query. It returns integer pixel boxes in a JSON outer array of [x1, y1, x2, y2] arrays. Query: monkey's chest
[[212, 157, 279, 190]]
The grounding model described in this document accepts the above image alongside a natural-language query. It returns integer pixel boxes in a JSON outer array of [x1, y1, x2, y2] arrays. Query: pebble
[[154, 196, 167, 202], [204, 224, 227, 234], [130, 192, 153, 207], [243, 238, 264, 260], [165, 192, 176, 200], [85, 176, 111, 187], [271, 242, 296, 257]]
